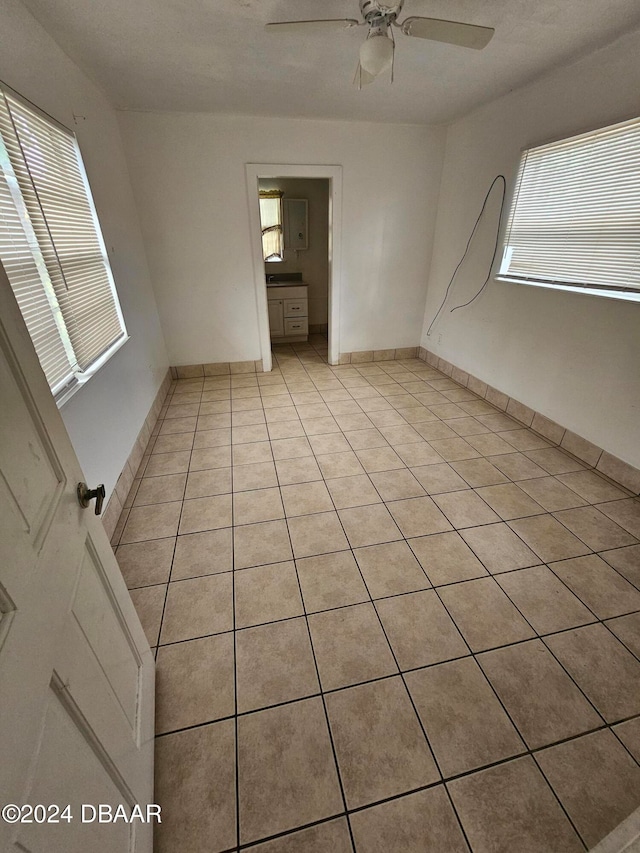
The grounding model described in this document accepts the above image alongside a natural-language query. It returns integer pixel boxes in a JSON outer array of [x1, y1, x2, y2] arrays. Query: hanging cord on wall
[[426, 174, 507, 337]]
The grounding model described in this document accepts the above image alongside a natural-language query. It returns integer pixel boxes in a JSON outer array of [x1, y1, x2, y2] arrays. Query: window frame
[[496, 115, 640, 304], [0, 82, 129, 407]]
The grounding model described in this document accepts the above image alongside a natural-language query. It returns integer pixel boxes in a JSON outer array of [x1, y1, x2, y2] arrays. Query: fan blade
[[266, 19, 360, 33], [400, 17, 494, 49]]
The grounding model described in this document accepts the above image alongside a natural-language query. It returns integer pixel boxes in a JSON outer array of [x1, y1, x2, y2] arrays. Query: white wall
[[261, 178, 329, 327], [421, 29, 640, 469], [118, 112, 446, 364], [0, 0, 169, 498]]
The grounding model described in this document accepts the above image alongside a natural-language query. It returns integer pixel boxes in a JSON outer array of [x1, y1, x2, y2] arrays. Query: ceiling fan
[[266, 1, 494, 86]]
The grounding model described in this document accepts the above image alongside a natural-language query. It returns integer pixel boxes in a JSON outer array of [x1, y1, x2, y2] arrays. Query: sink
[[266, 272, 303, 285]]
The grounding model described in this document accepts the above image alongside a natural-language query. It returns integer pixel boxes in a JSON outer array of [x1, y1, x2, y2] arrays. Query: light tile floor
[[113, 337, 640, 852]]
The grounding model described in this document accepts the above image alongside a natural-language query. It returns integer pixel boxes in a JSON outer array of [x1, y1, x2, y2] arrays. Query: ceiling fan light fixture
[[359, 28, 394, 78]]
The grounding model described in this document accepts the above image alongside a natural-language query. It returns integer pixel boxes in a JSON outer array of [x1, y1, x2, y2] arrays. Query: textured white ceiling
[[18, 0, 640, 124]]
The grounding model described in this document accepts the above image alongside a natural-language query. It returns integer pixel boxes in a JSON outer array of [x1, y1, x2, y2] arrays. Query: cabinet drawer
[[284, 299, 307, 318], [284, 317, 308, 336]]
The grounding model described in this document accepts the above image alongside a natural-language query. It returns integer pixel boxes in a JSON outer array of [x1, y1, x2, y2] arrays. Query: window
[[0, 87, 127, 404], [259, 190, 284, 261], [498, 116, 640, 300]]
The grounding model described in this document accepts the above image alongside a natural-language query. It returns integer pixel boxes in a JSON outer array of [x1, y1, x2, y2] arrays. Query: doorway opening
[[246, 164, 343, 371]]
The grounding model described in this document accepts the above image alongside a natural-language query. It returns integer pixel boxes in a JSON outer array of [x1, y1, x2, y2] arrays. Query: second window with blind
[[0, 86, 127, 404]]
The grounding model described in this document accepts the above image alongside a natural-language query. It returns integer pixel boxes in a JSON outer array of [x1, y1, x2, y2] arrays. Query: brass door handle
[[77, 482, 106, 515]]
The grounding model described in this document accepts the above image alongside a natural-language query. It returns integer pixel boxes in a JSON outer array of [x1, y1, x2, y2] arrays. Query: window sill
[[496, 277, 640, 304], [55, 335, 130, 408]]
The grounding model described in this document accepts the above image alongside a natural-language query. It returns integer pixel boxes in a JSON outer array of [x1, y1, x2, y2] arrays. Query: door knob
[[77, 482, 106, 515]]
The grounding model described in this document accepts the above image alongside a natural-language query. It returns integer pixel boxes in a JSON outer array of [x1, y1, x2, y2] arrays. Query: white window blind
[[259, 191, 284, 261], [499, 116, 640, 296], [0, 88, 126, 399]]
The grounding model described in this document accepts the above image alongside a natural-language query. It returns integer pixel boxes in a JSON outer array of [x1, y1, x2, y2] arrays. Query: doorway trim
[[245, 163, 343, 371]]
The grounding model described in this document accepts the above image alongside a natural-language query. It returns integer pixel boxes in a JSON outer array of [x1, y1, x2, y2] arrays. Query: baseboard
[[171, 360, 264, 378], [102, 368, 173, 542], [418, 346, 640, 495], [338, 347, 418, 365]]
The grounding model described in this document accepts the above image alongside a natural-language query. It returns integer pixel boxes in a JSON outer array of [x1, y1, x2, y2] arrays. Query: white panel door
[[0, 261, 155, 853]]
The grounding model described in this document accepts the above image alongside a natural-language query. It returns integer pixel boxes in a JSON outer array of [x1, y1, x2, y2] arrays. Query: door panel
[[0, 260, 154, 853]]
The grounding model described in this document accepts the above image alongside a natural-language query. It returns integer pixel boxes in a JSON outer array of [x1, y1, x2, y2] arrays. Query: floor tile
[[156, 633, 235, 733], [192, 428, 230, 449], [545, 624, 640, 722], [287, 511, 349, 558], [550, 554, 640, 619], [134, 473, 187, 506], [234, 519, 293, 568], [465, 432, 515, 456], [409, 531, 488, 586], [369, 468, 426, 501], [233, 487, 284, 525], [325, 473, 382, 509], [525, 447, 586, 475], [189, 445, 232, 471], [339, 504, 403, 548], [448, 756, 583, 853], [152, 432, 195, 454], [184, 467, 232, 499], [354, 540, 430, 597], [280, 480, 334, 517], [178, 494, 232, 534], [250, 818, 353, 853], [159, 415, 197, 435], [155, 720, 236, 853], [235, 561, 303, 628], [599, 545, 640, 588], [271, 436, 313, 461], [116, 537, 175, 588], [349, 787, 469, 853], [129, 584, 166, 646], [316, 450, 365, 479], [478, 639, 602, 749], [474, 483, 545, 520], [308, 432, 351, 454], [450, 458, 509, 487], [232, 460, 278, 492], [537, 729, 640, 848], [392, 441, 444, 467], [410, 463, 469, 494], [232, 441, 273, 467], [236, 617, 319, 712], [459, 522, 541, 574], [406, 657, 524, 776], [515, 476, 589, 511], [613, 717, 640, 763], [308, 602, 397, 690], [553, 506, 637, 551], [387, 496, 453, 537], [160, 573, 233, 643], [428, 438, 481, 462], [121, 501, 182, 544], [233, 423, 269, 444], [488, 452, 547, 481], [432, 490, 500, 529], [326, 677, 439, 808], [557, 469, 629, 503], [267, 419, 306, 439], [605, 612, 640, 658], [438, 577, 536, 652], [296, 550, 369, 612], [376, 590, 468, 670], [344, 428, 388, 450], [597, 498, 640, 538], [237, 697, 343, 844], [500, 428, 550, 451], [172, 527, 232, 579], [275, 456, 323, 485], [496, 565, 594, 634], [355, 446, 406, 473], [508, 515, 591, 562]]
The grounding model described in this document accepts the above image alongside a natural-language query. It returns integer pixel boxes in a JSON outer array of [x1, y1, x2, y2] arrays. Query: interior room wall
[[0, 0, 169, 499], [118, 112, 446, 364], [260, 178, 329, 328], [420, 28, 640, 469]]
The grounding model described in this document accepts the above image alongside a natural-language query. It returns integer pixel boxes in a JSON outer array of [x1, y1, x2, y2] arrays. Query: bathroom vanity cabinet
[[267, 284, 308, 343]]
